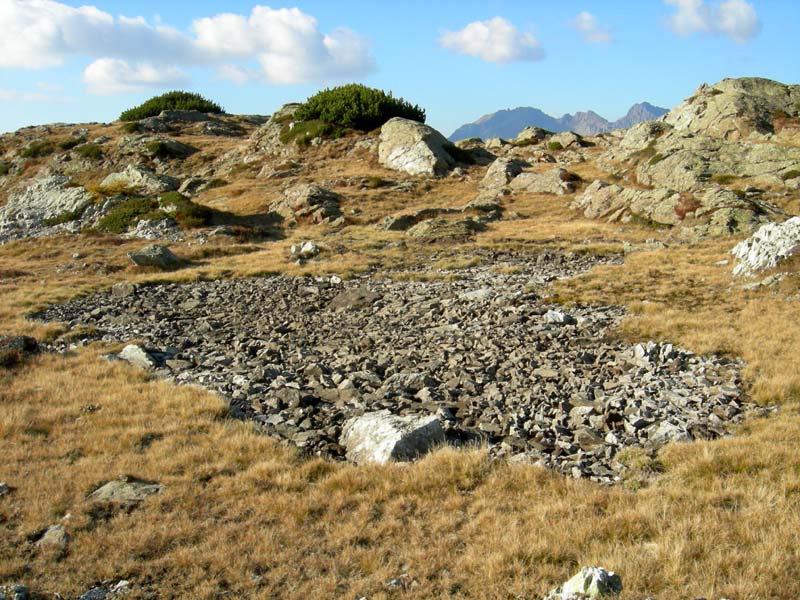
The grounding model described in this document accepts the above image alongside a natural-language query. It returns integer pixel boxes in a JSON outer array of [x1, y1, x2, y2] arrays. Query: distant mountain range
[[448, 102, 668, 141]]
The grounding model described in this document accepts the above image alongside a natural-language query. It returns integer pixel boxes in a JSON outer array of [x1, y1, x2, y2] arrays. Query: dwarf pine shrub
[[293, 84, 425, 132], [119, 91, 223, 122]]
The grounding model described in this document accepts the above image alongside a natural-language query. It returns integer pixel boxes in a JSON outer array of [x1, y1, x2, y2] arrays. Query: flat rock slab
[[88, 476, 163, 510]]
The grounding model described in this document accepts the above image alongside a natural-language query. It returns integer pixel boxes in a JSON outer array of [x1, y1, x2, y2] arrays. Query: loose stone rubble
[[36, 250, 757, 484]]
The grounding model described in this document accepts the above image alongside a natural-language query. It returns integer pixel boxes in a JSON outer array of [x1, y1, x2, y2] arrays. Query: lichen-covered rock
[[270, 183, 341, 225], [480, 158, 527, 191], [118, 344, 159, 369], [127, 244, 182, 270], [510, 168, 581, 195], [36, 524, 69, 549], [731, 216, 800, 276], [663, 77, 800, 142], [0, 175, 92, 243], [544, 566, 622, 600], [88, 476, 163, 510], [378, 117, 455, 176], [100, 165, 179, 196], [340, 410, 444, 464]]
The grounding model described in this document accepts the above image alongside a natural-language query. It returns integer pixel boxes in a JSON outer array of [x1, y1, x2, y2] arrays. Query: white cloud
[[0, 87, 74, 103], [439, 17, 544, 64], [82, 58, 189, 95], [574, 11, 614, 44], [0, 1, 375, 92], [193, 7, 375, 84], [665, 0, 761, 43]]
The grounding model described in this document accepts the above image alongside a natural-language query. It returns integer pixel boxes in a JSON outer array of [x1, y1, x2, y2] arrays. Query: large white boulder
[[378, 118, 455, 177], [731, 216, 800, 276], [340, 410, 444, 464]]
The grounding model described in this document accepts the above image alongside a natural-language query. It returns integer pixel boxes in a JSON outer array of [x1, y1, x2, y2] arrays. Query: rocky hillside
[[449, 102, 667, 141], [1, 77, 800, 599]]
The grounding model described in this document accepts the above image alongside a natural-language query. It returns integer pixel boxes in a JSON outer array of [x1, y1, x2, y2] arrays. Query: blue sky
[[1, 0, 798, 136]]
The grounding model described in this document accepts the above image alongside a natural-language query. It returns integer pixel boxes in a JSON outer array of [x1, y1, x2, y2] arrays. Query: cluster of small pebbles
[[36, 250, 756, 483]]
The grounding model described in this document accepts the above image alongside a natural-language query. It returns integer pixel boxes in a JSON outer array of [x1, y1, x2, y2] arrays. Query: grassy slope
[[1, 127, 799, 599]]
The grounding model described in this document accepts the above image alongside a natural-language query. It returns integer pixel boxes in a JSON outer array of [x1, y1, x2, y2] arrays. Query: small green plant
[[781, 169, 800, 181], [75, 144, 103, 161], [96, 198, 164, 233], [547, 141, 564, 152], [58, 137, 86, 151], [120, 122, 140, 134], [710, 173, 736, 185], [649, 153, 666, 166], [0, 162, 9, 176], [364, 176, 390, 189], [42, 203, 91, 227], [293, 84, 425, 132], [120, 91, 223, 121], [20, 140, 54, 158], [279, 119, 341, 146], [158, 191, 213, 227]]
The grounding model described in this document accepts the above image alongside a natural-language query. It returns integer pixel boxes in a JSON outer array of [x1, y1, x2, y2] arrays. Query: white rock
[[340, 410, 445, 465], [99, 165, 179, 196], [544, 566, 623, 600], [543, 310, 577, 325], [118, 344, 158, 369], [731, 216, 800, 276], [378, 117, 455, 177]]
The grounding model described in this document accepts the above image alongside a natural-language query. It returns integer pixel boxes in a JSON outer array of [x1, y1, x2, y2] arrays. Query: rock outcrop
[[340, 410, 445, 464], [510, 168, 581, 196], [100, 165, 179, 196], [88, 476, 163, 510], [378, 118, 456, 176], [0, 175, 92, 243], [269, 183, 342, 225], [731, 216, 800, 276], [663, 77, 800, 142]]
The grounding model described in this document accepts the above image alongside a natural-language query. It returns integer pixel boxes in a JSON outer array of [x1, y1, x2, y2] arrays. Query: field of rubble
[[2, 78, 800, 599]]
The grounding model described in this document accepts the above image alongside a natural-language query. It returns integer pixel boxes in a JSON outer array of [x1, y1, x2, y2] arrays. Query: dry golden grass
[[3, 128, 800, 598]]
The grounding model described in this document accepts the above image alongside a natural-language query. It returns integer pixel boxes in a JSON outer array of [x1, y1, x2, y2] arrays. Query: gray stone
[[510, 168, 581, 195], [378, 117, 456, 176], [127, 244, 182, 270], [36, 524, 69, 549], [88, 476, 163, 509], [340, 410, 445, 464]]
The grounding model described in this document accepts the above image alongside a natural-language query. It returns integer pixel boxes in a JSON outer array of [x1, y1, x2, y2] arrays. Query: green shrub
[[120, 122, 140, 134], [547, 141, 563, 152], [119, 91, 223, 122], [158, 192, 212, 227], [75, 144, 103, 160], [0, 162, 9, 176], [96, 198, 164, 233], [20, 140, 54, 158], [781, 169, 800, 181], [42, 203, 91, 227], [58, 137, 86, 151], [649, 153, 666, 166], [293, 84, 425, 132]]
